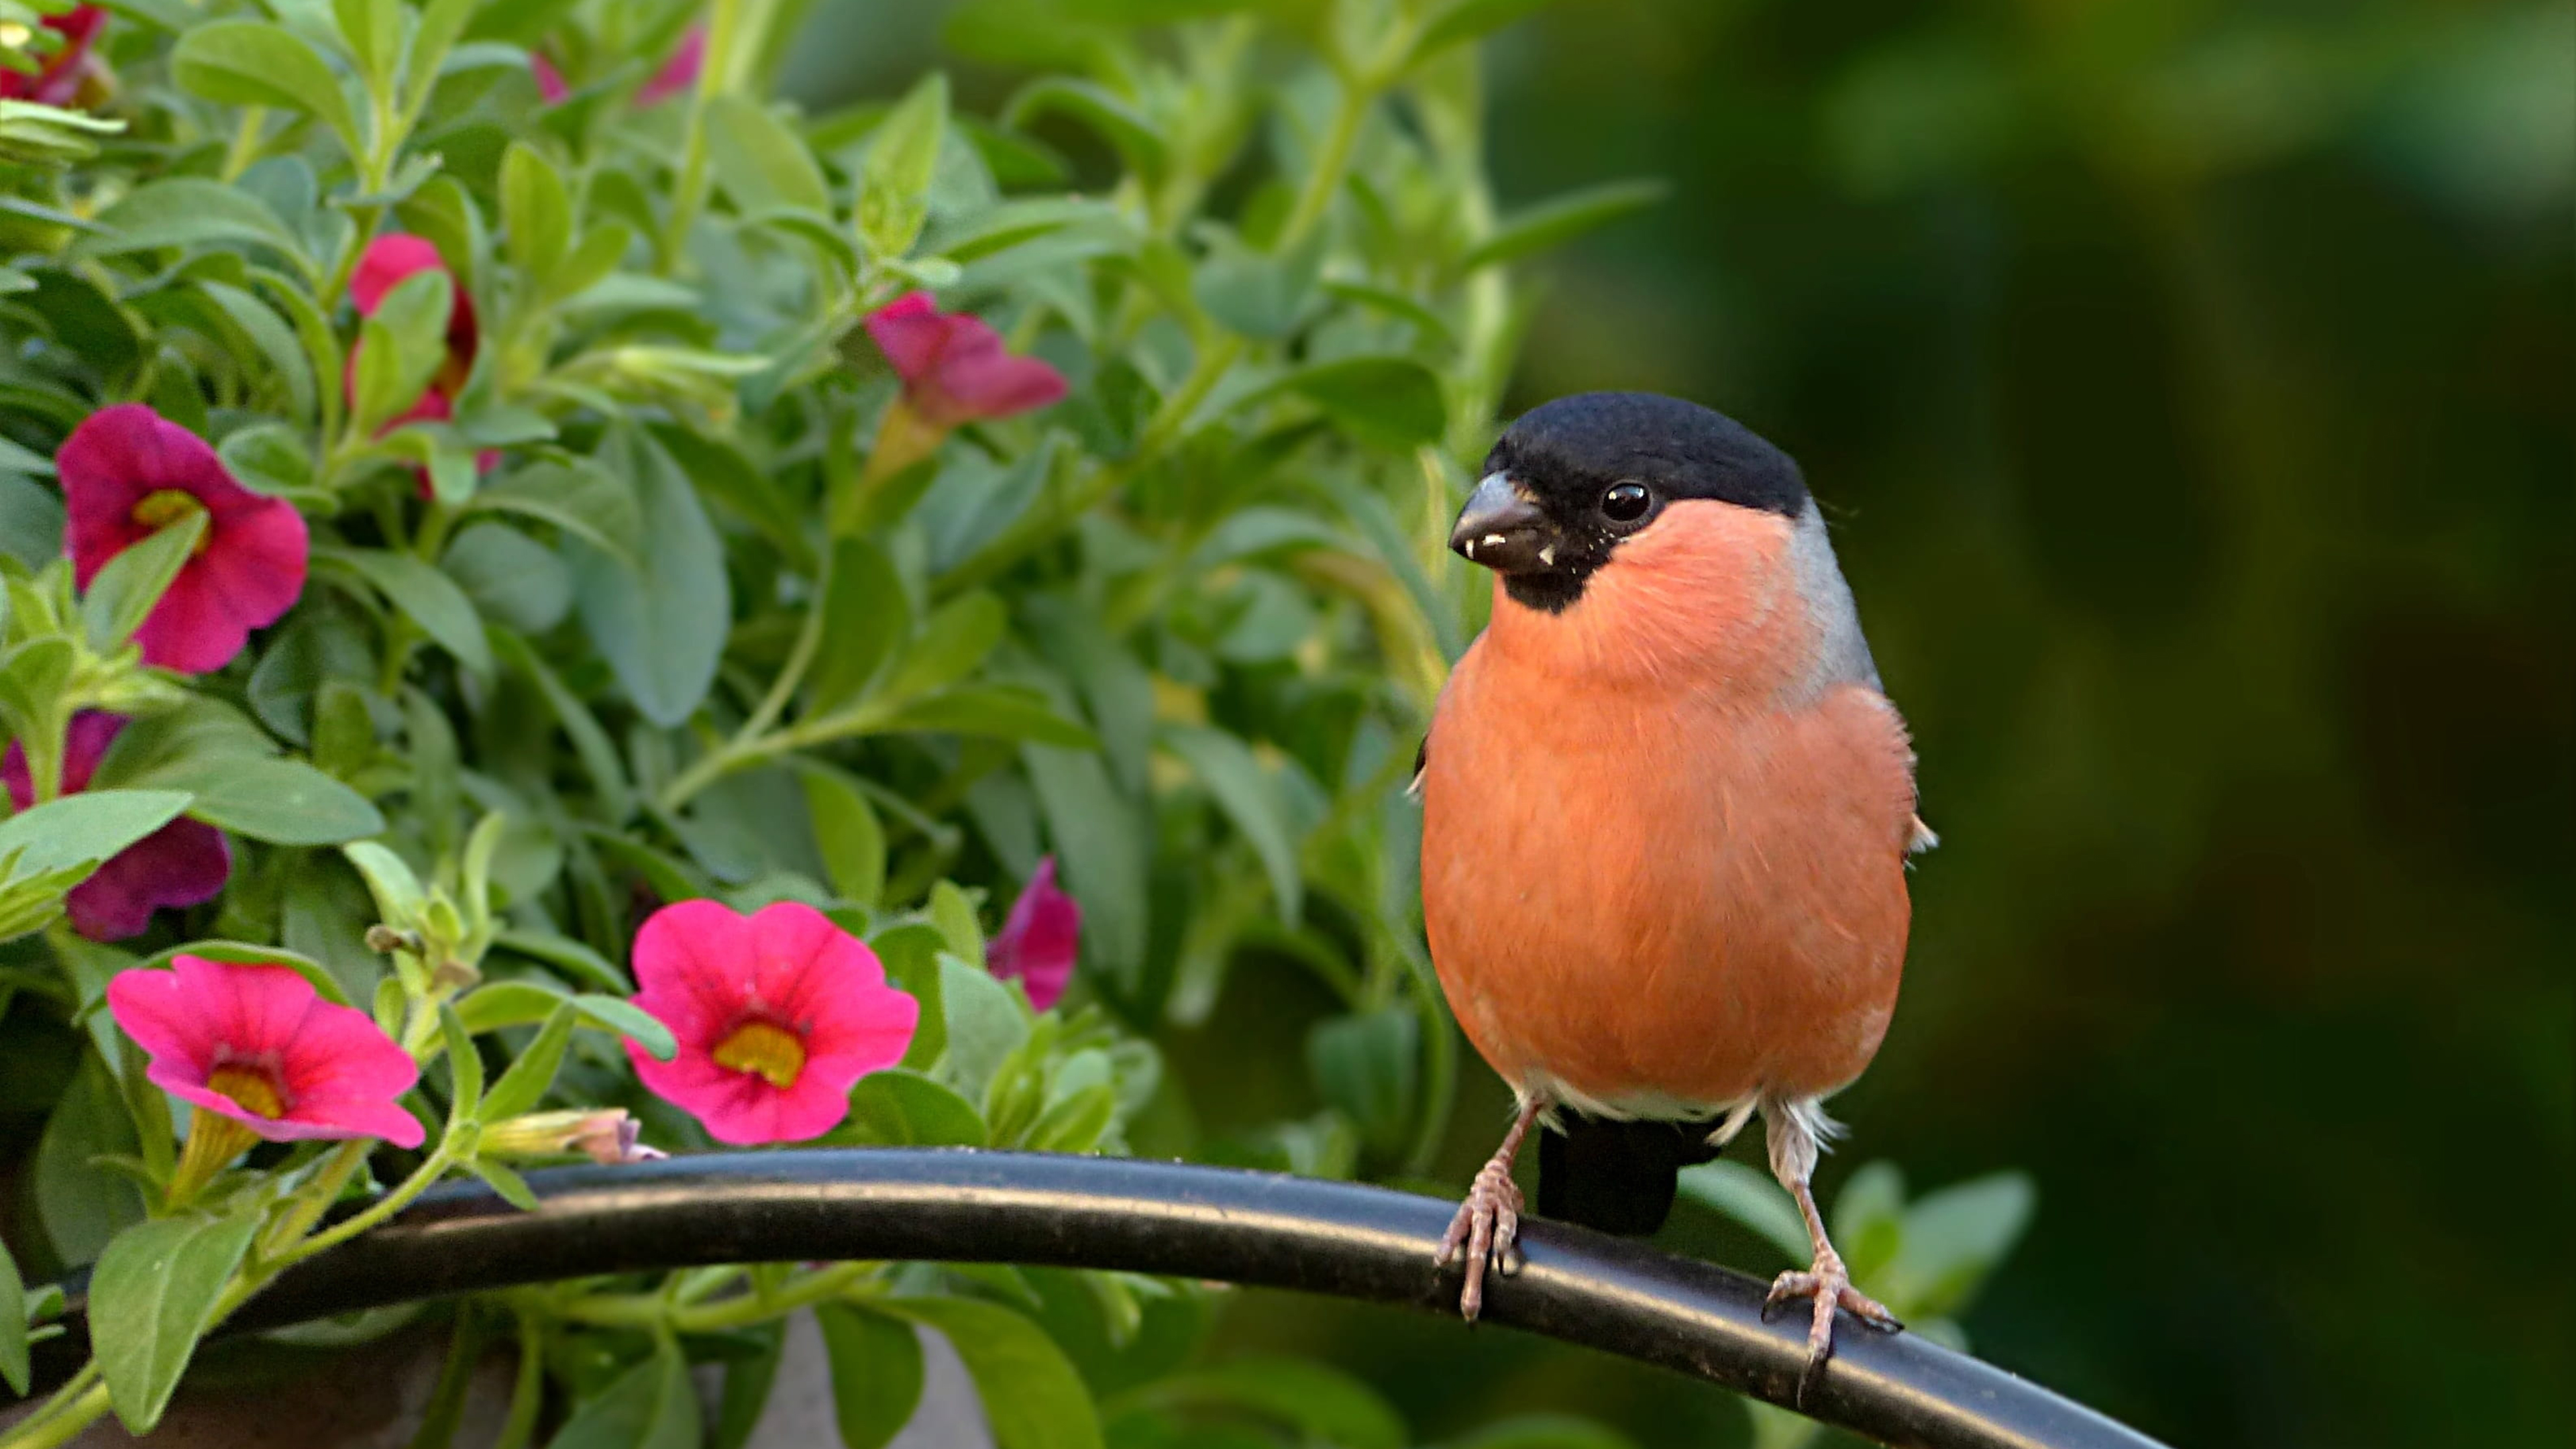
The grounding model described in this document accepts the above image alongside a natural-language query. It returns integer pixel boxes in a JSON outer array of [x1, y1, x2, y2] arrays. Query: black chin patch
[[1501, 568, 1592, 614]]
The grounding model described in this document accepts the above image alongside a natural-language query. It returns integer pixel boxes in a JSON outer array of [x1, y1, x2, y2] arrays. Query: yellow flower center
[[206, 1063, 286, 1118], [130, 489, 213, 556], [711, 1020, 806, 1090]]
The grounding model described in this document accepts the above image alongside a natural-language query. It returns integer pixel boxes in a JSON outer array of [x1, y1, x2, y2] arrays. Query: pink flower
[[635, 25, 704, 107], [1, 5, 106, 107], [348, 234, 497, 490], [625, 900, 918, 1145], [988, 857, 1080, 1012], [350, 233, 480, 417], [529, 52, 569, 105], [865, 293, 1069, 430], [3, 712, 228, 941], [108, 955, 425, 1149], [60, 405, 309, 674]]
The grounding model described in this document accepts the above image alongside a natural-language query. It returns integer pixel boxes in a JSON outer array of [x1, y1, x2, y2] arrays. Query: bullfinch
[[1417, 392, 1931, 1398]]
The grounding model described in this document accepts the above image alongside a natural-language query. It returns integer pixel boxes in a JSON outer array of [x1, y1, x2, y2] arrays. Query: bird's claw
[[1762, 1254, 1900, 1407], [1434, 1157, 1524, 1322]]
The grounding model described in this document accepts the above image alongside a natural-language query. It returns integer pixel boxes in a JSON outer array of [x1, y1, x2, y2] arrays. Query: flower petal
[[529, 52, 570, 105], [66, 816, 230, 942], [864, 292, 949, 384], [134, 491, 308, 674], [108, 966, 215, 1081], [990, 857, 1081, 1012], [935, 349, 1070, 426], [178, 956, 318, 1061], [635, 25, 705, 107]]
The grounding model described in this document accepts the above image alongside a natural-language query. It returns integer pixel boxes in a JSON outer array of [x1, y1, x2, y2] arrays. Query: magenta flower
[[635, 25, 705, 107], [3, 712, 228, 941], [350, 233, 481, 421], [625, 900, 918, 1145], [529, 51, 569, 105], [1, 5, 107, 107], [865, 292, 1069, 430], [988, 857, 1081, 1012], [61, 405, 309, 675], [109, 955, 425, 1152]]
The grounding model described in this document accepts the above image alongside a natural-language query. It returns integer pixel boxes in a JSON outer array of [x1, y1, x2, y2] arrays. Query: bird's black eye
[[1600, 482, 1653, 524]]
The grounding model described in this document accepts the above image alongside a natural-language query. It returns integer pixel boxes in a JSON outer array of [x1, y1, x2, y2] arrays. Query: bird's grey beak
[[1449, 474, 1556, 573]]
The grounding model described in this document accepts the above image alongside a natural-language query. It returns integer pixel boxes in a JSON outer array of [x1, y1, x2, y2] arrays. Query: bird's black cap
[[1462, 392, 1808, 612]]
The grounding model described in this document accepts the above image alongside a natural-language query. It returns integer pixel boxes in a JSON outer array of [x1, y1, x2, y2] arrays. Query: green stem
[[492, 1307, 545, 1449], [660, 0, 753, 272], [258, 1138, 372, 1259], [0, 1382, 109, 1449], [557, 1260, 875, 1332], [280, 1142, 459, 1265], [221, 107, 266, 182], [0, 1362, 100, 1446]]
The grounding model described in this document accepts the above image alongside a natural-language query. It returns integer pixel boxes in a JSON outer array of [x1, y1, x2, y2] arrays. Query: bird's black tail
[[1536, 1112, 1730, 1236]]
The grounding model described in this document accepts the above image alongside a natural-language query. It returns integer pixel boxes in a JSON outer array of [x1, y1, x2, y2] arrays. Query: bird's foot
[[1763, 1251, 1900, 1406], [1433, 1155, 1525, 1322]]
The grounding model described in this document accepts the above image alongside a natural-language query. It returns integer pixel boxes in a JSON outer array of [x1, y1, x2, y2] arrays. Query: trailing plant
[[0, 1, 2033, 1445]]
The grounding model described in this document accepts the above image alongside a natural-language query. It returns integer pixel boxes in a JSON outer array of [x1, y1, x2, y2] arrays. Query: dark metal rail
[[32, 1150, 2162, 1449]]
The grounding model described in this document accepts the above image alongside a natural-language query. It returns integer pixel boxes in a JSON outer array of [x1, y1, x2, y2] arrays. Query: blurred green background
[[788, 3, 2572, 1446]]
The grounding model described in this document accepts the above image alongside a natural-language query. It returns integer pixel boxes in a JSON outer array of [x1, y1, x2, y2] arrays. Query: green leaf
[[500, 141, 572, 286], [33, 1052, 144, 1265], [0, 789, 193, 881], [480, 1002, 578, 1120], [876, 688, 1096, 749], [815, 1303, 925, 1449], [403, 0, 483, 120], [171, 21, 363, 161], [707, 95, 833, 218], [857, 72, 949, 259], [333, 0, 402, 97], [1193, 229, 1327, 341], [879, 593, 1005, 704], [0, 1237, 26, 1395], [869, 923, 947, 1068], [569, 431, 729, 728], [73, 177, 312, 280], [492, 633, 636, 825], [1410, 0, 1554, 63], [0, 470, 65, 568], [440, 1000, 484, 1121], [1456, 179, 1670, 272], [351, 268, 456, 436], [937, 953, 1028, 1101], [477, 1158, 541, 1211], [570, 993, 677, 1061], [91, 1210, 261, 1434], [1160, 724, 1302, 922], [547, 1332, 700, 1449], [1138, 1356, 1406, 1449], [870, 1297, 1102, 1449], [1885, 1171, 2035, 1318], [1675, 1160, 1813, 1264], [828, 1069, 987, 1148], [343, 839, 427, 925], [710, 1318, 786, 1449], [202, 281, 319, 423], [325, 544, 493, 675], [1305, 1007, 1417, 1156], [802, 768, 886, 906], [79, 510, 204, 654], [1001, 77, 1163, 182], [807, 538, 907, 712], [1271, 357, 1446, 449], [443, 521, 573, 634], [1023, 744, 1144, 981], [150, 756, 384, 846]]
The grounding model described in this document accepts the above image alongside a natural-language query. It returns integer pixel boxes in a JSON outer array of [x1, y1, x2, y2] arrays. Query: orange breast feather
[[1419, 503, 1916, 1111]]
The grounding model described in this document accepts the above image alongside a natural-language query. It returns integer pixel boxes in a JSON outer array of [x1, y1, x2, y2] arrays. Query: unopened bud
[[480, 1109, 665, 1166]]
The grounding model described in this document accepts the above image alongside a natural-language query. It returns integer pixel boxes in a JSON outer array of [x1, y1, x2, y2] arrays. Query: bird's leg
[[1435, 1095, 1542, 1321], [1758, 1100, 1900, 1406]]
